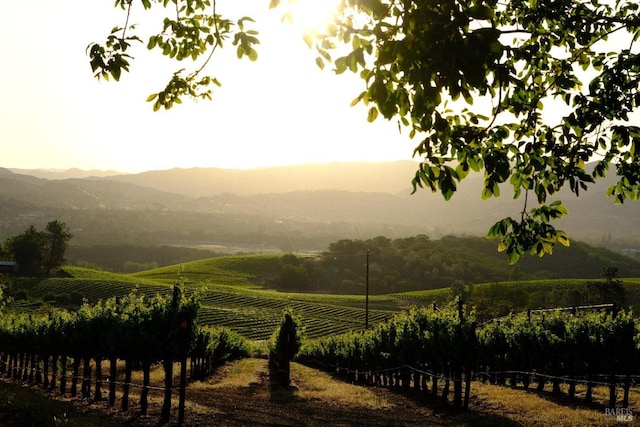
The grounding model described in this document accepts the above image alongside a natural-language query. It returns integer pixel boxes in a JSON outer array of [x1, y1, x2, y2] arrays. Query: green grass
[[10, 255, 640, 341], [132, 253, 282, 286]]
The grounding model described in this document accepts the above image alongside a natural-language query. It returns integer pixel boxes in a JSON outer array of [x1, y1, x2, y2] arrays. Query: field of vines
[[0, 288, 251, 424], [196, 291, 393, 340], [4, 253, 640, 423], [298, 302, 640, 409], [12, 257, 404, 341]]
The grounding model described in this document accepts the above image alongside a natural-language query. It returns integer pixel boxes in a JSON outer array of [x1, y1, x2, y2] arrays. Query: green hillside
[[13, 256, 404, 340], [12, 254, 640, 340], [131, 253, 283, 286]]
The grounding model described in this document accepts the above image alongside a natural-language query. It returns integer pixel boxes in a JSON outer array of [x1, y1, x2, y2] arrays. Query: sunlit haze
[[0, 1, 416, 173]]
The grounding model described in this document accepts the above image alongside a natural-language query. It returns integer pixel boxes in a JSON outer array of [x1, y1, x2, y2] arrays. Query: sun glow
[[282, 0, 342, 35]]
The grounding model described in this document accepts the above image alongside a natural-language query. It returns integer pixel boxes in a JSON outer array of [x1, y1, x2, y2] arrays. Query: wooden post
[[121, 358, 132, 412], [42, 354, 49, 388], [365, 250, 370, 330], [81, 357, 91, 399], [453, 369, 462, 408], [609, 372, 617, 408], [50, 354, 58, 391], [108, 356, 117, 407], [70, 356, 80, 397], [463, 368, 472, 410], [140, 360, 151, 415], [179, 357, 188, 425], [161, 358, 173, 424], [94, 356, 103, 401], [28, 354, 36, 383], [59, 355, 67, 395], [623, 373, 630, 408]]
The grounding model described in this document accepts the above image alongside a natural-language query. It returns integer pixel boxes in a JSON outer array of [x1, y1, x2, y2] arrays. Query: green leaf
[[507, 248, 521, 265], [469, 4, 495, 20], [556, 231, 570, 247], [367, 106, 379, 122]]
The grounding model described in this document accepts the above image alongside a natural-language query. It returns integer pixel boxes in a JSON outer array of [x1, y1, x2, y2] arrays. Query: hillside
[[13, 253, 640, 339], [2, 162, 640, 256], [100, 161, 422, 196]]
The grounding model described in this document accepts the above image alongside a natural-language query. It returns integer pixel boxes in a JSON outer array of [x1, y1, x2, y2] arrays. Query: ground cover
[[1, 357, 635, 426]]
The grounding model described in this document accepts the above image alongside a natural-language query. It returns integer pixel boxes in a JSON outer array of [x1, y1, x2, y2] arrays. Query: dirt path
[[178, 359, 515, 427]]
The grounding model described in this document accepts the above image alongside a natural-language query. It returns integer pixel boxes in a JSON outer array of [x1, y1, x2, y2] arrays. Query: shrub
[[268, 309, 303, 387]]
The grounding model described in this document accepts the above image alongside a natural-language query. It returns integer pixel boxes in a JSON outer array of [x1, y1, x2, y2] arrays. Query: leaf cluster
[[298, 302, 477, 373], [309, 0, 640, 261], [89, 0, 261, 110], [0, 286, 234, 365]]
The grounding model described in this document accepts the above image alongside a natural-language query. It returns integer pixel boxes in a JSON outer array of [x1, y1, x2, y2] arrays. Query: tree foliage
[[3, 221, 72, 276], [93, 0, 640, 262], [268, 309, 303, 386], [274, 235, 640, 296], [88, 0, 260, 111]]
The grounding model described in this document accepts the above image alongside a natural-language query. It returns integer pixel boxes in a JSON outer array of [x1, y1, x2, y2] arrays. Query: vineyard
[[12, 256, 640, 342], [298, 301, 640, 410], [0, 288, 250, 424], [2, 254, 640, 424], [13, 257, 406, 340]]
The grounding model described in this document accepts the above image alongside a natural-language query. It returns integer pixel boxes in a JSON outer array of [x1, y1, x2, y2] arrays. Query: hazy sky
[[0, 1, 417, 173]]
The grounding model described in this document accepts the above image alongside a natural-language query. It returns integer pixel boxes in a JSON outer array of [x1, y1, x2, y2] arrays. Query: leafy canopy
[[90, 0, 640, 263]]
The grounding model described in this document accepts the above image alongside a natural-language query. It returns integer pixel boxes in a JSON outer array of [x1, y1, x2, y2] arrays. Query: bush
[[13, 289, 29, 301], [42, 292, 56, 302], [210, 328, 251, 362], [70, 290, 84, 305], [268, 309, 303, 387], [54, 293, 71, 305]]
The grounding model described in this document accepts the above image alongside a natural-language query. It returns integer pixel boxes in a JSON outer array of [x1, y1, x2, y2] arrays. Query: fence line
[[478, 370, 640, 388], [0, 355, 177, 393]]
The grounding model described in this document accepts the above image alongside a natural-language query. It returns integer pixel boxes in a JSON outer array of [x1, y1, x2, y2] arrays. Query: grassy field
[[11, 254, 640, 341]]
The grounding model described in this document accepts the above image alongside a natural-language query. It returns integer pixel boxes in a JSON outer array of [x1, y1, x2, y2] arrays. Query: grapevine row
[[0, 286, 249, 424], [297, 302, 640, 408]]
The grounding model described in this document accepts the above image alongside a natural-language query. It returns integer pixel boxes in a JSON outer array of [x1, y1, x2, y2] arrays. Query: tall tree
[[44, 220, 73, 275], [6, 226, 46, 275], [91, 0, 640, 262]]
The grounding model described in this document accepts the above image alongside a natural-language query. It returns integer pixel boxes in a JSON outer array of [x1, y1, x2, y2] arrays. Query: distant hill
[[102, 161, 422, 196], [8, 168, 124, 180], [2, 162, 640, 256]]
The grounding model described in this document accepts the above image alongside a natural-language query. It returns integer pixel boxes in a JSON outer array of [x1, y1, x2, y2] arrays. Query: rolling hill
[[13, 254, 640, 340], [2, 162, 640, 257]]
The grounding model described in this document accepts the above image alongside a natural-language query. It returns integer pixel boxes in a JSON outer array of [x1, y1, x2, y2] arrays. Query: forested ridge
[[274, 235, 640, 295]]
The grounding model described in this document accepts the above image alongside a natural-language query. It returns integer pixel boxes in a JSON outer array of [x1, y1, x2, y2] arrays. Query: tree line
[[274, 235, 640, 295]]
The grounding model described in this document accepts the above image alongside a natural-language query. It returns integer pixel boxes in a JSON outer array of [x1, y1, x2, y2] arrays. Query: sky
[[0, 1, 418, 173]]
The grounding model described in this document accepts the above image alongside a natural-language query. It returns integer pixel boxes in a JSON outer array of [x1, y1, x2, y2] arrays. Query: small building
[[0, 261, 17, 274]]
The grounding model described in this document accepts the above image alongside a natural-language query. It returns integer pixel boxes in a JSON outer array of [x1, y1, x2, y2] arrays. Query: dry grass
[[289, 363, 394, 410], [3, 358, 639, 426], [470, 382, 632, 426]]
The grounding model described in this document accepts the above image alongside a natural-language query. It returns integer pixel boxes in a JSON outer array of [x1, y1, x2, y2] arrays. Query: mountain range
[[2, 162, 640, 254]]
